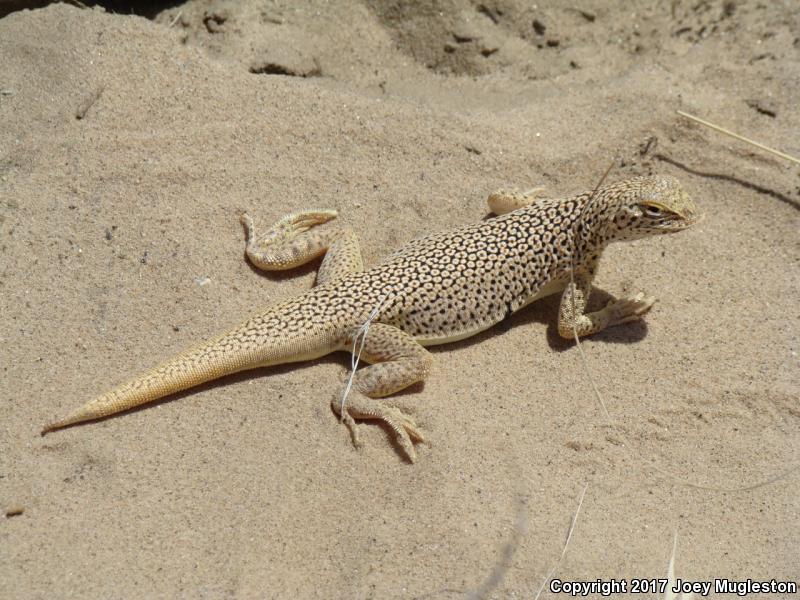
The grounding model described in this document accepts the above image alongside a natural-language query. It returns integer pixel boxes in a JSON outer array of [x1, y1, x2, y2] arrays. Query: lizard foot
[[604, 292, 655, 326], [332, 395, 424, 463], [241, 209, 338, 270]]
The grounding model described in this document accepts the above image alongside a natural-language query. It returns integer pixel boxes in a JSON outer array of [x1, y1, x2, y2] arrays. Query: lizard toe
[[605, 292, 656, 326], [334, 394, 423, 462]]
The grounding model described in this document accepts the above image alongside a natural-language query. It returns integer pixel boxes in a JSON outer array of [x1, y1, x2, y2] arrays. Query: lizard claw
[[380, 406, 424, 463], [333, 395, 424, 463], [605, 292, 656, 326], [340, 410, 364, 449]]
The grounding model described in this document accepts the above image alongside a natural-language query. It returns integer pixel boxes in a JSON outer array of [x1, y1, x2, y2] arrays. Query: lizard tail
[[40, 314, 320, 434], [41, 333, 261, 434]]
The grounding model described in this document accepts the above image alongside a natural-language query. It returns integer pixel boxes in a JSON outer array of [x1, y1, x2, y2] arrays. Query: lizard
[[42, 175, 699, 461]]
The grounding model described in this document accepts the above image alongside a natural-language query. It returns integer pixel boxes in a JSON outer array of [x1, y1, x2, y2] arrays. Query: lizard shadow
[[429, 288, 648, 357], [242, 253, 323, 283], [655, 153, 799, 211], [216, 358, 427, 461]]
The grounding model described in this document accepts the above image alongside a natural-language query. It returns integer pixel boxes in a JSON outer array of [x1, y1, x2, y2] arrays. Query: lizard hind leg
[[332, 323, 432, 462], [240, 210, 364, 284], [315, 230, 363, 285]]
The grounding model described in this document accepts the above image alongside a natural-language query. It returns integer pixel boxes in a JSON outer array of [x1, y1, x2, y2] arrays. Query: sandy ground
[[1, 1, 798, 598]]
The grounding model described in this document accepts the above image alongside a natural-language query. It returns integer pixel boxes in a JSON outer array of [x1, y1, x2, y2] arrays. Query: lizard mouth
[[663, 210, 703, 232]]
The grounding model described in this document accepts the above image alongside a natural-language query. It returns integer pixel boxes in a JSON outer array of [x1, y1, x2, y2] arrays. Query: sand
[[1, 1, 798, 598]]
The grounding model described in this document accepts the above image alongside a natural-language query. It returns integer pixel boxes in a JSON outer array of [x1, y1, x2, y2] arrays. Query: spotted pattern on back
[[364, 193, 583, 341], [190, 176, 691, 353]]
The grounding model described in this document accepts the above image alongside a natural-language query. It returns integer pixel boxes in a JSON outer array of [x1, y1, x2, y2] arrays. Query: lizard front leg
[[240, 210, 363, 284], [331, 323, 432, 462], [558, 270, 655, 339]]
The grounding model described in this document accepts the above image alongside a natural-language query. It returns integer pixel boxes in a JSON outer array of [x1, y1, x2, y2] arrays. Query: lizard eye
[[641, 204, 663, 217]]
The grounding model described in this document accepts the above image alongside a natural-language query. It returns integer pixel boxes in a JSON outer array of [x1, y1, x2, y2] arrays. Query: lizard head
[[600, 175, 700, 242]]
